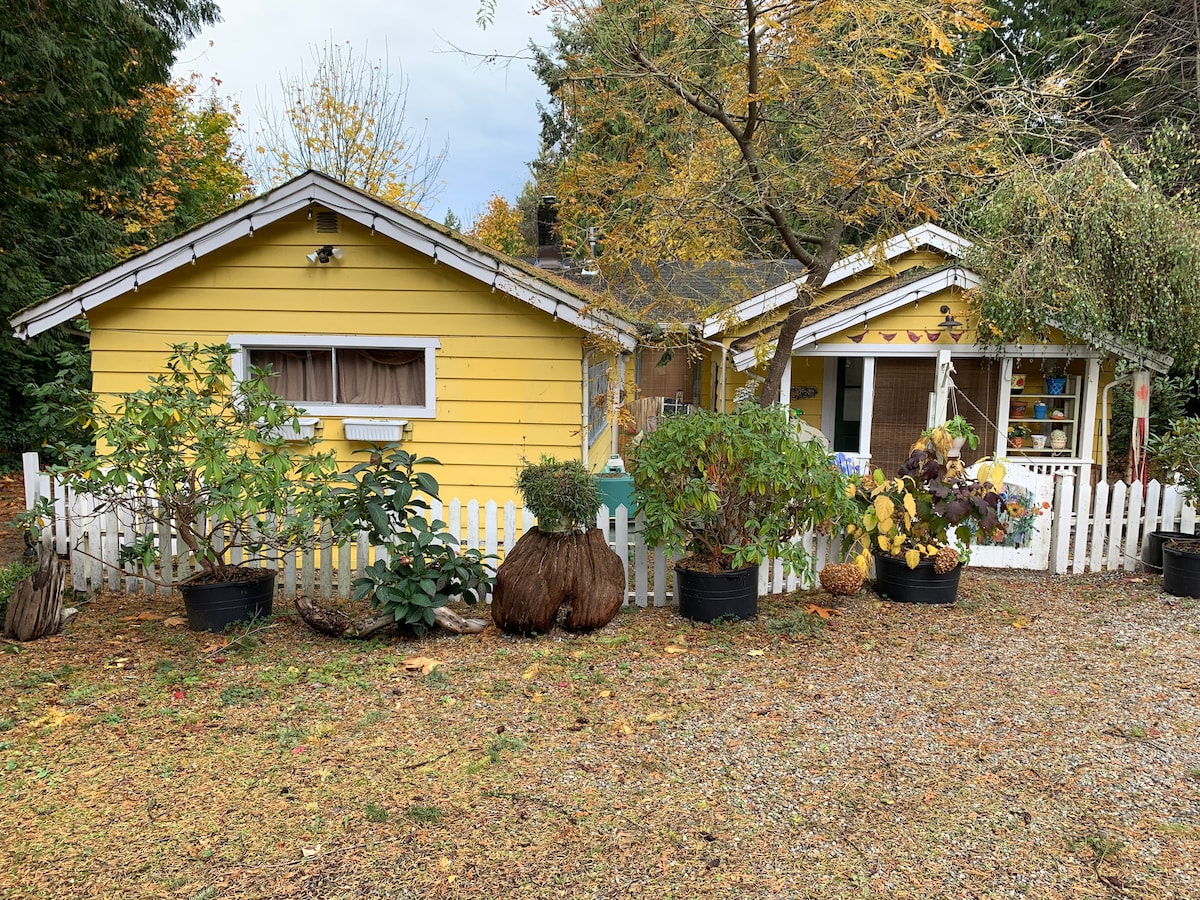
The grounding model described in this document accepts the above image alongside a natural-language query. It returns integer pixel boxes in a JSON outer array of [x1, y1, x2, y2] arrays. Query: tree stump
[[492, 527, 625, 635], [3, 549, 66, 642]]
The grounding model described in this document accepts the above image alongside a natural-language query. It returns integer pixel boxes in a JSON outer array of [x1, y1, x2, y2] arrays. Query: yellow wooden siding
[[788, 356, 826, 431], [86, 211, 592, 503]]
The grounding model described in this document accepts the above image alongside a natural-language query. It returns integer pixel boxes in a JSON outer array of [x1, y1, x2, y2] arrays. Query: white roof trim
[[703, 223, 972, 338], [731, 266, 979, 371], [10, 171, 639, 352]]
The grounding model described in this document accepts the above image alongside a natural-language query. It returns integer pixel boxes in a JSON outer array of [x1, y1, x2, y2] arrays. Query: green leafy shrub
[[331, 445, 495, 632], [33, 342, 340, 583], [515, 455, 602, 532], [627, 404, 854, 576], [1149, 417, 1200, 500]]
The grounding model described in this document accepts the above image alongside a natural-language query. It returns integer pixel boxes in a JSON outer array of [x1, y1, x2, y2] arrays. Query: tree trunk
[[492, 527, 625, 635], [293, 595, 487, 638], [3, 549, 66, 642], [758, 222, 845, 406]]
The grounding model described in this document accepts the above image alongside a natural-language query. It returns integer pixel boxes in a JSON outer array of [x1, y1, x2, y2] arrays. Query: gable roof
[[702, 223, 972, 338], [10, 171, 640, 351], [730, 264, 981, 370], [729, 262, 1175, 374]]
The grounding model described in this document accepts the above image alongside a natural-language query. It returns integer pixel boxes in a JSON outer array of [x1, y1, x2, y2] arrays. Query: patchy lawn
[[1, 570, 1198, 899]]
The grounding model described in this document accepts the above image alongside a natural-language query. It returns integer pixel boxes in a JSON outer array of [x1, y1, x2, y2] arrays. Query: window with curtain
[[240, 338, 436, 415]]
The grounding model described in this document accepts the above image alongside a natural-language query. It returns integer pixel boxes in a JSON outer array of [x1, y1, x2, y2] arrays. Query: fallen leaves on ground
[[0, 569, 1197, 900]]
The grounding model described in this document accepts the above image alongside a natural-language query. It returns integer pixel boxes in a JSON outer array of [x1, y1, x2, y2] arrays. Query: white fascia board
[[731, 266, 980, 371], [703, 223, 975, 338], [12, 172, 639, 351], [11, 178, 322, 338]]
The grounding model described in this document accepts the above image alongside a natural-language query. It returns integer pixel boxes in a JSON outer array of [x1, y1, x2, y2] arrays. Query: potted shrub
[[1008, 423, 1031, 448], [848, 427, 1005, 604], [39, 343, 341, 631], [628, 404, 854, 622], [492, 455, 624, 633], [1147, 417, 1200, 594]]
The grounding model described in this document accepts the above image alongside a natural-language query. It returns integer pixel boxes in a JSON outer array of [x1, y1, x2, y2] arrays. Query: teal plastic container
[[594, 473, 636, 515]]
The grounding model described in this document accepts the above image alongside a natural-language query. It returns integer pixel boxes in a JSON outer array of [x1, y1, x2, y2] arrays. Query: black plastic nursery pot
[[179, 569, 276, 632], [674, 564, 758, 623], [1162, 542, 1200, 599], [1143, 530, 1196, 573], [873, 553, 962, 605]]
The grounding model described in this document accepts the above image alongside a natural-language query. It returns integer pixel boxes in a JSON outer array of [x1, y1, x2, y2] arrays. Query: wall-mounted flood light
[[306, 245, 343, 264]]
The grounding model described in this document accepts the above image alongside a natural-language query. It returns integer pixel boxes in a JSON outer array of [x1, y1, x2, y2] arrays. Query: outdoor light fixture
[[938, 304, 964, 331], [306, 245, 343, 264]]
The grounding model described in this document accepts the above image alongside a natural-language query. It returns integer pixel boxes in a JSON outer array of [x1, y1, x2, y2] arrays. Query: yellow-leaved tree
[[536, 0, 1009, 404], [120, 75, 253, 257], [253, 41, 446, 211], [469, 194, 530, 256]]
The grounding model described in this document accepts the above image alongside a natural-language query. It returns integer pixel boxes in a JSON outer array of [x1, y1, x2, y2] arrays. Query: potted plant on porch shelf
[[35, 343, 341, 631], [627, 404, 854, 622], [1147, 417, 1200, 595], [847, 425, 1005, 604]]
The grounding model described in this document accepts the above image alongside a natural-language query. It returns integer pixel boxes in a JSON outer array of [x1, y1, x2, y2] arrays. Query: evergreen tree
[[0, 0, 221, 465]]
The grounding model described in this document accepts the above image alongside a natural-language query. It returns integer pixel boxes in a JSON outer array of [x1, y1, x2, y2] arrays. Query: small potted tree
[[628, 404, 853, 622], [492, 455, 625, 633], [1148, 418, 1200, 595], [40, 343, 341, 631], [848, 427, 1005, 604]]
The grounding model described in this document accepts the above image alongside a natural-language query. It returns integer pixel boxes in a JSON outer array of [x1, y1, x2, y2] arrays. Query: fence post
[[1124, 482, 1145, 572], [1049, 474, 1074, 575]]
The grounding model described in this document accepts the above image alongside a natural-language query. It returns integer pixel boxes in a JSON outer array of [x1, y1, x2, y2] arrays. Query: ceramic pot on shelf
[[1050, 429, 1068, 450]]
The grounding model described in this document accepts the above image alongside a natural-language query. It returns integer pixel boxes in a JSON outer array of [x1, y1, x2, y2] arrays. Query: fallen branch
[[294, 595, 487, 639]]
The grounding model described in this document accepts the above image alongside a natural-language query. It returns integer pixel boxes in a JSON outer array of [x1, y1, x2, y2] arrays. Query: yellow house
[[11, 172, 639, 504], [625, 225, 1172, 484]]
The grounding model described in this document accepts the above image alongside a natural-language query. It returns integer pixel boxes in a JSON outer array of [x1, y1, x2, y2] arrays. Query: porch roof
[[730, 264, 1174, 374]]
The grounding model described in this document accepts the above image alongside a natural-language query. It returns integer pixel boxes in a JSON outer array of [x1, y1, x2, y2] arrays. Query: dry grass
[[1, 569, 1198, 899]]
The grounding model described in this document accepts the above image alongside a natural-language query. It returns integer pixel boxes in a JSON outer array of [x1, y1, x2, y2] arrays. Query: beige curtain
[[248, 349, 333, 402], [337, 349, 425, 405]]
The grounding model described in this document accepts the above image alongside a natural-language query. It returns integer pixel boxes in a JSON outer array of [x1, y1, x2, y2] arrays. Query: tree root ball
[[491, 527, 625, 635]]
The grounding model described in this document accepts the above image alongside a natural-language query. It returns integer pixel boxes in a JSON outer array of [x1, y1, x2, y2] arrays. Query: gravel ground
[[0, 568, 1197, 899]]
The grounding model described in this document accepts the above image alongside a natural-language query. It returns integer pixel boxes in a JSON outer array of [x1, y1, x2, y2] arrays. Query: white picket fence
[[20, 453, 1196, 603], [21, 453, 842, 604]]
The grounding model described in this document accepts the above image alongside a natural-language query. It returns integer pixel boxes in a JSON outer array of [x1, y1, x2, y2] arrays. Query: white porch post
[[1079, 357, 1102, 478], [997, 357, 1014, 458], [611, 353, 628, 458], [780, 356, 793, 413], [929, 348, 953, 428], [860, 357, 876, 460], [1128, 368, 1152, 482]]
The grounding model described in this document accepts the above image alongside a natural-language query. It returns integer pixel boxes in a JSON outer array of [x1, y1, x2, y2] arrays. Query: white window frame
[[228, 334, 440, 419]]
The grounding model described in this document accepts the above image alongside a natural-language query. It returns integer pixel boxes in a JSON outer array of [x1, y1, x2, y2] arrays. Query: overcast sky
[[173, 0, 554, 224]]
